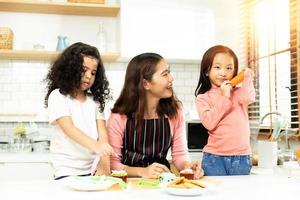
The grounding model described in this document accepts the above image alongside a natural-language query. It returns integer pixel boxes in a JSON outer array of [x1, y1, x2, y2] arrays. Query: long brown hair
[[194, 45, 238, 96], [111, 53, 179, 131]]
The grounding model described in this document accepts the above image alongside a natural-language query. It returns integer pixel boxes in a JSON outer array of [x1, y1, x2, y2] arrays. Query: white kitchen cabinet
[[0, 162, 53, 180], [0, 153, 53, 180]]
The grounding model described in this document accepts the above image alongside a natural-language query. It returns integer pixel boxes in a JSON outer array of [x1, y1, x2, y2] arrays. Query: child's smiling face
[[80, 56, 98, 92], [208, 53, 235, 87]]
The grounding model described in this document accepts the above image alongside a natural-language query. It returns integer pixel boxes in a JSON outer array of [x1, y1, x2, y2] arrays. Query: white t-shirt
[[48, 89, 105, 178]]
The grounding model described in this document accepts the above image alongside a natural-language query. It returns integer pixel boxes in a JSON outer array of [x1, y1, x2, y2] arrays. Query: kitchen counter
[[0, 152, 51, 163], [0, 153, 53, 180], [1, 164, 300, 200], [1, 152, 201, 163]]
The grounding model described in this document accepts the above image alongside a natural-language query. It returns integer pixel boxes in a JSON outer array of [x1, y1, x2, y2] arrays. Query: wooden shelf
[[0, 112, 37, 117], [0, 49, 120, 62], [0, 0, 120, 17]]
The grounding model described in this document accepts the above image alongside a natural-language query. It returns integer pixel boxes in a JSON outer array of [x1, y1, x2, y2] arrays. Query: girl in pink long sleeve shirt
[[107, 53, 204, 179], [195, 45, 255, 176]]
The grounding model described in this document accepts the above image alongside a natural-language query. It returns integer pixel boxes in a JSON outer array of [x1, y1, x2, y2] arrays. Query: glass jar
[[11, 137, 32, 153]]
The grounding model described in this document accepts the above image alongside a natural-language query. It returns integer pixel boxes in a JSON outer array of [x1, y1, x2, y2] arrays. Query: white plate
[[164, 187, 205, 196], [67, 176, 116, 191]]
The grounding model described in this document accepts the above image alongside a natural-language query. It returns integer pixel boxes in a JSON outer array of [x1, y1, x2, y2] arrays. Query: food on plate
[[159, 172, 176, 183], [229, 69, 244, 86], [167, 177, 206, 189], [138, 179, 160, 187], [179, 169, 194, 180], [111, 170, 128, 182]]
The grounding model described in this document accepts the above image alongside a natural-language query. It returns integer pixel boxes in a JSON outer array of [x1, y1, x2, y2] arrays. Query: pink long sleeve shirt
[[195, 70, 255, 156], [107, 107, 190, 171]]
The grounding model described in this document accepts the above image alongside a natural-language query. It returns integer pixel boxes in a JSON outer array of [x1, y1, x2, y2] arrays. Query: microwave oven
[[186, 121, 209, 152]]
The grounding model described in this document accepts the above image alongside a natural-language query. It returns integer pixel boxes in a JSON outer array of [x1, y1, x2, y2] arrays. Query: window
[[246, 0, 299, 132]]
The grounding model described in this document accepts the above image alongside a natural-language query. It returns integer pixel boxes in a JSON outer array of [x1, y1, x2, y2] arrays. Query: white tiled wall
[[0, 0, 243, 122], [0, 59, 200, 122]]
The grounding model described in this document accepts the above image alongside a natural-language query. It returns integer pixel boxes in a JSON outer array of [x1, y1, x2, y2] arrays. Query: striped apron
[[121, 117, 172, 169]]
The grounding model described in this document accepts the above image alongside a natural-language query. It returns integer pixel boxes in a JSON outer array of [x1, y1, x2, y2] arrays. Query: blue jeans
[[201, 152, 252, 176]]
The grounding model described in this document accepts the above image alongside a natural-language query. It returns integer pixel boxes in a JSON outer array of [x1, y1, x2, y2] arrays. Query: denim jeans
[[201, 152, 252, 176]]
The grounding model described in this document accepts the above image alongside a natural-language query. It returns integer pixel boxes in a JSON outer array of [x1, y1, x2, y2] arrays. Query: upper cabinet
[[0, 0, 120, 17], [0, 49, 119, 61]]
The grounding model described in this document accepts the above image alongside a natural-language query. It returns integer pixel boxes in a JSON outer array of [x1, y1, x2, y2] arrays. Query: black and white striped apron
[[121, 117, 172, 169]]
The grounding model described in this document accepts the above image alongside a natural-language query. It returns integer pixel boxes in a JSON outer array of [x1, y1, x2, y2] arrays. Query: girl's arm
[[56, 116, 113, 156], [171, 108, 204, 179], [94, 119, 111, 176], [49, 90, 113, 156], [195, 94, 232, 131], [170, 107, 191, 170], [107, 113, 126, 170]]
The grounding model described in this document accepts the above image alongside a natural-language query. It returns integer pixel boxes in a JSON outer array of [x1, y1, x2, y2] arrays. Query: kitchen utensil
[[257, 140, 277, 169]]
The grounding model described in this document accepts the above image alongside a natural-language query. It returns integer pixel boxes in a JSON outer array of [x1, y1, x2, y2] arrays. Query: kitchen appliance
[[0, 133, 11, 152], [31, 134, 50, 153], [186, 120, 208, 152], [32, 140, 50, 153]]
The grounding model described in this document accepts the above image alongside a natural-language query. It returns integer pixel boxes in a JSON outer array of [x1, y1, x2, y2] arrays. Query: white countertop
[[0, 152, 51, 163], [1, 152, 201, 163], [1, 164, 300, 200], [1, 175, 299, 200]]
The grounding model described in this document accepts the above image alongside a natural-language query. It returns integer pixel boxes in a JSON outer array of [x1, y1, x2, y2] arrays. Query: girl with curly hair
[[107, 53, 204, 179], [44, 42, 114, 180]]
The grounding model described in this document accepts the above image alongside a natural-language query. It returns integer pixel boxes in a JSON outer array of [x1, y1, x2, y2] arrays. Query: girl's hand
[[95, 142, 115, 157], [94, 167, 110, 176], [139, 162, 169, 178], [220, 81, 232, 98], [93, 151, 111, 176], [190, 161, 204, 179]]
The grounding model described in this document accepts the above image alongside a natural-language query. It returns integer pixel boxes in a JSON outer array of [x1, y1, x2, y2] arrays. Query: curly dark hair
[[44, 42, 111, 112]]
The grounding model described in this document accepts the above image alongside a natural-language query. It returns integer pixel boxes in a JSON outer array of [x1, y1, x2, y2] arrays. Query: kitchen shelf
[[0, 50, 120, 62], [0, 0, 120, 17], [0, 112, 37, 117]]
